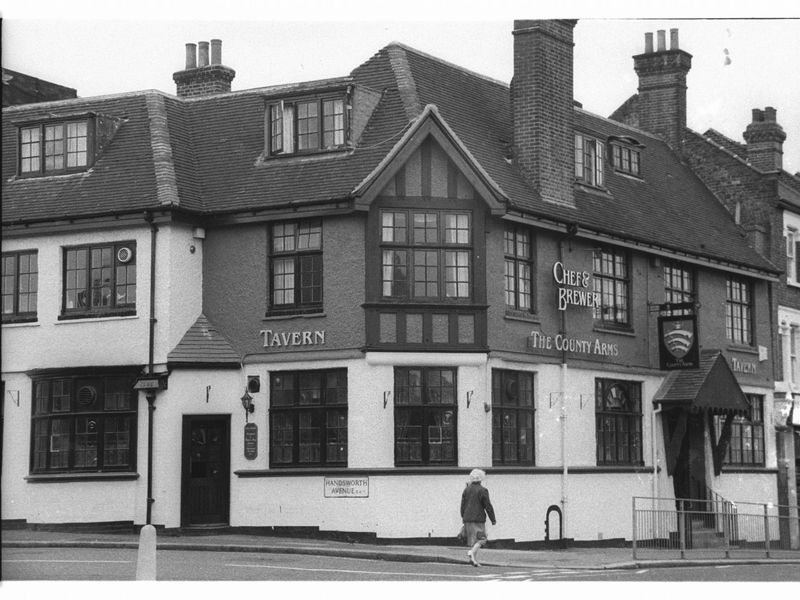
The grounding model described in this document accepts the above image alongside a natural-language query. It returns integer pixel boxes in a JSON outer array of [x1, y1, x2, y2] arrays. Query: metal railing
[[632, 496, 800, 560]]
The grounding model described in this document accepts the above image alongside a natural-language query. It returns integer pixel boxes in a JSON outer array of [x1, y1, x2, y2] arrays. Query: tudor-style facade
[[1, 22, 786, 543]]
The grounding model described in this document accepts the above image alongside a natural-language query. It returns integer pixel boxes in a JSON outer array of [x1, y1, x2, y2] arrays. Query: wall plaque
[[324, 476, 369, 498], [244, 422, 258, 460]]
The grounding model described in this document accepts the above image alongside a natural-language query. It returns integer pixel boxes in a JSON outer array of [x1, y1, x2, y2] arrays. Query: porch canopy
[[653, 349, 750, 415]]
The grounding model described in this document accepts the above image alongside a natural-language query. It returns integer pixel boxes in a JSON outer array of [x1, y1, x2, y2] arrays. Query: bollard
[[136, 524, 157, 580]]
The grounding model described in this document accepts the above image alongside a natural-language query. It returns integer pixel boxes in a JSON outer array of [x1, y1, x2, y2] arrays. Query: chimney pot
[[210, 39, 222, 65], [657, 30, 666, 51], [645, 32, 654, 53], [752, 108, 764, 122], [185, 43, 197, 70], [765, 106, 777, 122], [670, 28, 679, 50], [198, 41, 209, 67]]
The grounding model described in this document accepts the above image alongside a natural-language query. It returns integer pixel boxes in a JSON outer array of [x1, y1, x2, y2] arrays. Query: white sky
[[2, 1, 799, 174]]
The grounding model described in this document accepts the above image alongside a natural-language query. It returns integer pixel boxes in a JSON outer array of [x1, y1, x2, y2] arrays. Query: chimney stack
[[631, 29, 692, 150], [743, 107, 786, 172], [511, 19, 577, 207], [173, 39, 236, 98]]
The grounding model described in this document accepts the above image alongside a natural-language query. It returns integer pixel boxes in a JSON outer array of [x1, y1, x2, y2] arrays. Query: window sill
[[719, 466, 776, 474], [726, 344, 759, 356], [235, 465, 655, 477], [574, 182, 612, 197], [58, 310, 137, 322], [2, 317, 38, 327], [264, 309, 326, 321], [504, 309, 540, 324], [25, 471, 140, 483], [593, 325, 635, 337]]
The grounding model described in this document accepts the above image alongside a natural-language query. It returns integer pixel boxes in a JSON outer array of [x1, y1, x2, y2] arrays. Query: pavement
[[3, 528, 800, 571]]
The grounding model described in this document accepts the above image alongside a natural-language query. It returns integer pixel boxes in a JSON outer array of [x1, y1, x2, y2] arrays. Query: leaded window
[[504, 225, 534, 311], [31, 372, 137, 473], [726, 276, 753, 345], [664, 261, 694, 315], [394, 367, 457, 466], [269, 220, 323, 314], [492, 370, 535, 465], [595, 379, 643, 466], [269, 369, 347, 467]]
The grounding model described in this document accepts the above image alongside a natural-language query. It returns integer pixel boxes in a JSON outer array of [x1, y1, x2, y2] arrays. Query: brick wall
[[173, 65, 235, 98]]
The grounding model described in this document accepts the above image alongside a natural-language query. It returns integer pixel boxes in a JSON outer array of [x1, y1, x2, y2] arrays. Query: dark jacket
[[461, 482, 496, 524]]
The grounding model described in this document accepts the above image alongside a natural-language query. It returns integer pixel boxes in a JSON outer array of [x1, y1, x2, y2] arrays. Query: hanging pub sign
[[658, 315, 700, 370], [244, 422, 258, 460]]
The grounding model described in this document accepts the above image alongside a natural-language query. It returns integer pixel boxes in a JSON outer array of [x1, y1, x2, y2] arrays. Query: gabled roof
[[653, 349, 749, 415], [1, 41, 778, 277], [167, 313, 241, 367]]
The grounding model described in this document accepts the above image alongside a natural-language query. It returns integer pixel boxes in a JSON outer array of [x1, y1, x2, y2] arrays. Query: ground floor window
[[717, 394, 765, 466], [595, 378, 643, 465], [269, 368, 347, 467], [492, 369, 535, 465], [394, 367, 457, 465], [30, 370, 138, 473]]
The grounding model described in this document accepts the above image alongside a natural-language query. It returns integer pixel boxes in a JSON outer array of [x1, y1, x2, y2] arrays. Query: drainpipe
[[144, 212, 159, 525], [557, 223, 578, 540]]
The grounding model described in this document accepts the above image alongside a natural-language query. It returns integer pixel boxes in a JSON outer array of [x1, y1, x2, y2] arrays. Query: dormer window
[[267, 96, 346, 156], [609, 136, 643, 177], [575, 133, 604, 187], [19, 119, 93, 176]]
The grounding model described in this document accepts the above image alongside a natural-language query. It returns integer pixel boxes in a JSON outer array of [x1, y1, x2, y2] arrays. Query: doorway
[[181, 415, 230, 527], [671, 411, 707, 510]]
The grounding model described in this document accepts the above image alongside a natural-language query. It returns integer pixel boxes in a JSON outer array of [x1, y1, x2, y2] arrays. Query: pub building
[[0, 22, 785, 543]]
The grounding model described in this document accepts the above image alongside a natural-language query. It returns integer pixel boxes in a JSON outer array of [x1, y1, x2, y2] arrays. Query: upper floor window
[[504, 225, 534, 312], [663, 261, 695, 315], [380, 210, 471, 301], [610, 140, 642, 177], [595, 378, 643, 466], [492, 369, 535, 465], [575, 133, 604, 187], [19, 119, 92, 176], [269, 369, 347, 467], [394, 367, 457, 466], [62, 242, 136, 318], [2, 250, 38, 322], [726, 276, 753, 345], [31, 371, 138, 474], [786, 227, 800, 285], [593, 246, 629, 326], [716, 394, 765, 466], [269, 220, 322, 315], [268, 96, 346, 156]]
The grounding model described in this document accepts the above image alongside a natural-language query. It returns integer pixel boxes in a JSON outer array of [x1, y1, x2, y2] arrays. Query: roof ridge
[[144, 92, 180, 207], [386, 42, 509, 89], [387, 45, 422, 121]]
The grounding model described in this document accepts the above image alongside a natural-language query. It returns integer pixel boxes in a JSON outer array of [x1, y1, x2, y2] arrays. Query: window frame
[[266, 94, 347, 157], [610, 142, 642, 177], [575, 133, 605, 187], [18, 118, 94, 177], [268, 219, 323, 316], [717, 394, 765, 467], [2, 250, 38, 323], [268, 368, 348, 468], [492, 369, 535, 466], [725, 276, 753, 346], [379, 209, 473, 303], [593, 246, 630, 327], [394, 367, 458, 466], [29, 371, 138, 474], [60, 241, 137, 320], [786, 227, 800, 286], [595, 378, 643, 466], [503, 225, 535, 312], [663, 261, 695, 315]]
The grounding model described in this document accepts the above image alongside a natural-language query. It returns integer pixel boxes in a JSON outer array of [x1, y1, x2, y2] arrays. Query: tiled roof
[[1, 42, 778, 276], [167, 313, 241, 366], [653, 349, 749, 415]]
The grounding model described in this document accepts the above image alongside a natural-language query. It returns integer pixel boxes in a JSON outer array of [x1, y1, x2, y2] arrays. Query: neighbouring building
[[1, 22, 785, 544], [2, 68, 77, 107], [611, 27, 800, 545]]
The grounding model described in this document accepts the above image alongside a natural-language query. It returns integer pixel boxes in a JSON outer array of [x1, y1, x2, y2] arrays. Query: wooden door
[[181, 416, 230, 527]]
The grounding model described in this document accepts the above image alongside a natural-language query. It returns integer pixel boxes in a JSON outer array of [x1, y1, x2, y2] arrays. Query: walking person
[[460, 468, 496, 567]]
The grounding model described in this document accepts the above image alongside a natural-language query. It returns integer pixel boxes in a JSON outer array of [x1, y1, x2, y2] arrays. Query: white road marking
[[225, 562, 485, 580], [636, 569, 649, 574], [2, 559, 131, 564]]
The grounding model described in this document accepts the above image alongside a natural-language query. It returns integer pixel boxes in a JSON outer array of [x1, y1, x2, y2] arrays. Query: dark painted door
[[673, 412, 707, 510], [181, 416, 230, 527]]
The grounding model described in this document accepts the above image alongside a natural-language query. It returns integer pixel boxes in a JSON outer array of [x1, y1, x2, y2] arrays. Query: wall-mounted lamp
[[383, 391, 391, 409], [241, 390, 255, 422], [466, 390, 474, 408], [247, 375, 261, 394]]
